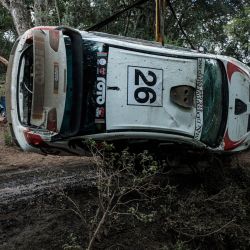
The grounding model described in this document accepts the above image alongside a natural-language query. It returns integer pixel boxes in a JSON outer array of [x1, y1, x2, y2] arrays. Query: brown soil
[[0, 125, 90, 171], [1, 124, 250, 250], [0, 125, 96, 249]]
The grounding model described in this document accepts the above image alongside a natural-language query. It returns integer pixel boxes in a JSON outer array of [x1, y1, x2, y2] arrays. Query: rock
[[0, 116, 7, 125]]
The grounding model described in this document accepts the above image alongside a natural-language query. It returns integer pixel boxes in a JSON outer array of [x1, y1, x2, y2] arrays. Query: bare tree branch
[[87, 192, 116, 250], [0, 56, 8, 67]]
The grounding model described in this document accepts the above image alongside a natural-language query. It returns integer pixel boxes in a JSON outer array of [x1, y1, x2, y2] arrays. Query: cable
[[23, 81, 33, 94], [166, 0, 196, 50], [86, 0, 149, 31], [87, 0, 196, 50]]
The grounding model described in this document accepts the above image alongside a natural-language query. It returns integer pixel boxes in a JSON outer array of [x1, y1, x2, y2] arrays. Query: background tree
[[224, 5, 250, 64], [0, 4, 16, 80], [0, 0, 249, 65], [0, 0, 32, 35]]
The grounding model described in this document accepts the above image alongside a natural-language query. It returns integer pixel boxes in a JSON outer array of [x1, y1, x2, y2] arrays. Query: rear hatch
[[106, 47, 198, 137], [17, 29, 67, 134], [31, 29, 67, 132], [18, 27, 84, 137]]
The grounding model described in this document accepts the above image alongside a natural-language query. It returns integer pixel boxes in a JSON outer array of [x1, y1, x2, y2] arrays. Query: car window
[[80, 39, 107, 134], [201, 59, 224, 147], [60, 38, 107, 135]]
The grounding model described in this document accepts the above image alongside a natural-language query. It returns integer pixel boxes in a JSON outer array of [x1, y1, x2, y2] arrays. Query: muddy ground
[[1, 124, 250, 250], [0, 125, 96, 249]]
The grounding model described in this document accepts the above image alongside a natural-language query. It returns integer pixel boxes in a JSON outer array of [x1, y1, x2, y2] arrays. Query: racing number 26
[[134, 69, 157, 104], [128, 66, 163, 106]]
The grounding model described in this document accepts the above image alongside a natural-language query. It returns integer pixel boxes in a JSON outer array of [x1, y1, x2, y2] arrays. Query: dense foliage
[[0, 0, 249, 66]]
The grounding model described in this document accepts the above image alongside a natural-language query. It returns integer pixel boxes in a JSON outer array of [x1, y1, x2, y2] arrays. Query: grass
[[3, 128, 13, 146]]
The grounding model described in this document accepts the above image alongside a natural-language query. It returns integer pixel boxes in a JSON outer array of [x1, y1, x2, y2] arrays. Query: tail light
[[47, 108, 57, 132], [24, 130, 44, 146]]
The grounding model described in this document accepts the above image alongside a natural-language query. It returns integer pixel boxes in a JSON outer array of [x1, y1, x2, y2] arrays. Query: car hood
[[223, 60, 250, 151]]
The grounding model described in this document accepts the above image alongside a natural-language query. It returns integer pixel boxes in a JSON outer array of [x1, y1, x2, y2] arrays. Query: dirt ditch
[[0, 126, 96, 249], [1, 125, 250, 249]]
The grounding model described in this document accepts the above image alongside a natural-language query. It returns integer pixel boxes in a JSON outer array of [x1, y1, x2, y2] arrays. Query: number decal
[[134, 87, 157, 104], [135, 69, 157, 86], [128, 66, 163, 106]]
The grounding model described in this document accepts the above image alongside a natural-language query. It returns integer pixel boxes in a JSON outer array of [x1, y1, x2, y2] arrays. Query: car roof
[[81, 30, 221, 57], [90, 31, 195, 52]]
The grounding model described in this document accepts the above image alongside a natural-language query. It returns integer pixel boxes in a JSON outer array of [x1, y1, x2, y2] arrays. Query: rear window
[[17, 45, 33, 126]]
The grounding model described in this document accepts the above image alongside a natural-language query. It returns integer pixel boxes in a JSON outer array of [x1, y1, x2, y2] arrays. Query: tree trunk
[[0, 0, 32, 35], [54, 0, 61, 25]]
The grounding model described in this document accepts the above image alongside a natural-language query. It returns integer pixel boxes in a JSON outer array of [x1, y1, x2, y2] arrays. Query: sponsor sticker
[[194, 58, 205, 140], [95, 52, 108, 123], [99, 67, 106, 76], [96, 107, 105, 119], [98, 58, 107, 66]]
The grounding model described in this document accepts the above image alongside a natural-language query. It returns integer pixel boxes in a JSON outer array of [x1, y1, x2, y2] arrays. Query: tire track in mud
[[0, 125, 98, 249], [0, 159, 97, 250], [0, 127, 97, 208], [0, 161, 97, 207]]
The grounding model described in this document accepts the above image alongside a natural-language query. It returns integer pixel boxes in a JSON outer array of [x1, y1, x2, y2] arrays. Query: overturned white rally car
[[5, 26, 250, 155]]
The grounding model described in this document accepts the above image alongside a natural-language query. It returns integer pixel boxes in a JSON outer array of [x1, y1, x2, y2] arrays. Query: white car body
[[6, 26, 250, 154]]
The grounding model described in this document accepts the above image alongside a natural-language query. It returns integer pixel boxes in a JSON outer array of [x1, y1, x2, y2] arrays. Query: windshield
[[200, 59, 228, 147], [17, 45, 33, 126]]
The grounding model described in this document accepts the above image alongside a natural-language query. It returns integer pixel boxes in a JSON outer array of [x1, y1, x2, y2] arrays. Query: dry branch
[[0, 56, 8, 67]]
